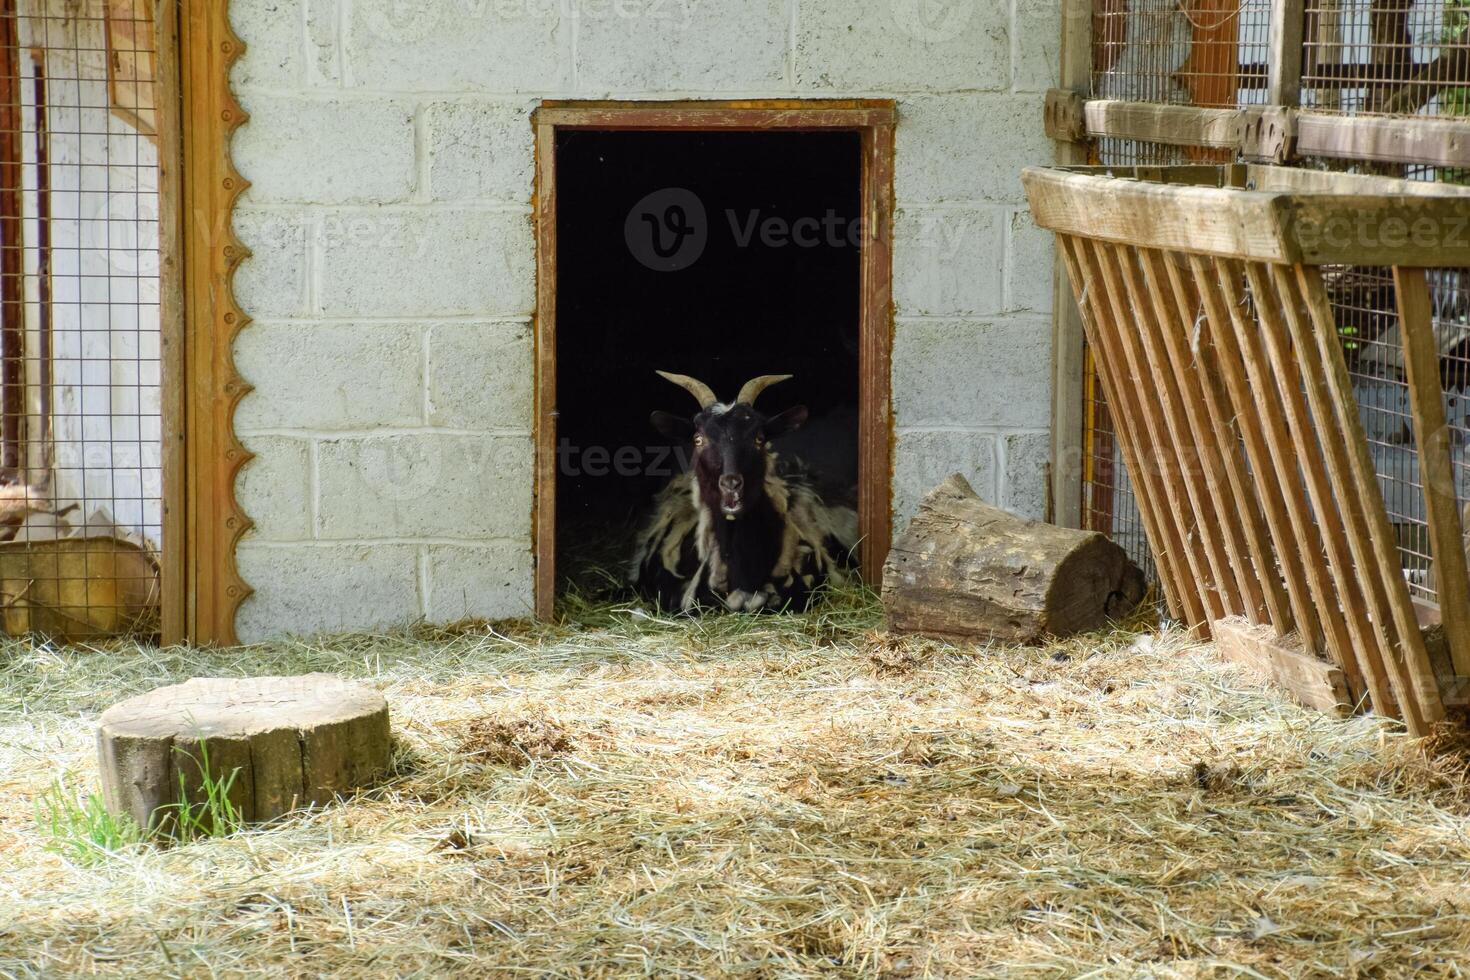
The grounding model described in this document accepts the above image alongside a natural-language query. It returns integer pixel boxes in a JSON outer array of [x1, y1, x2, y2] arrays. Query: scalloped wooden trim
[[174, 0, 252, 644]]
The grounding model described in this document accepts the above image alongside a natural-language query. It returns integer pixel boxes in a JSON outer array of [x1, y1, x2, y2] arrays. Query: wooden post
[[1395, 266, 1470, 681], [1049, 0, 1092, 528], [1268, 0, 1306, 108]]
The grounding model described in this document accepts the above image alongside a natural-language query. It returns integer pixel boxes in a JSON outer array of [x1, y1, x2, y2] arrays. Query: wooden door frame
[[531, 99, 897, 620]]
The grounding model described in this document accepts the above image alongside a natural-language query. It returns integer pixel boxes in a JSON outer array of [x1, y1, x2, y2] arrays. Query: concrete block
[[896, 95, 1052, 203], [1013, 0, 1063, 93], [893, 429, 997, 531], [1005, 208, 1054, 314], [236, 436, 313, 540], [345, 0, 570, 92], [427, 321, 532, 429], [236, 95, 416, 204], [230, 0, 341, 89], [424, 100, 536, 202], [236, 322, 424, 430], [796, 0, 1008, 92], [577, 0, 787, 92], [235, 543, 422, 641], [892, 316, 1051, 428], [316, 433, 533, 539], [425, 543, 534, 621], [1001, 430, 1050, 520], [234, 209, 311, 319], [894, 206, 1004, 316], [316, 208, 535, 317]]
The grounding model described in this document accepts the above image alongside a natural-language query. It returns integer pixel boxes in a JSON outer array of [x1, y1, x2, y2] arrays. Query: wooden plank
[[533, 120, 556, 621], [1213, 616, 1352, 714], [1107, 245, 1234, 620], [0, 1, 21, 479], [1057, 236, 1190, 625], [178, 0, 252, 644], [155, 0, 186, 644], [1049, 0, 1092, 529], [1267, 0, 1306, 107], [1081, 100, 1243, 148], [1024, 167, 1299, 262], [1025, 166, 1470, 266], [1296, 111, 1470, 171], [1246, 161, 1470, 197], [1287, 264, 1445, 733], [1191, 256, 1329, 656], [1074, 238, 1213, 630], [1180, 0, 1241, 113], [1241, 261, 1381, 706], [1394, 266, 1470, 679], [534, 102, 897, 131], [859, 121, 896, 586], [1138, 248, 1273, 624]]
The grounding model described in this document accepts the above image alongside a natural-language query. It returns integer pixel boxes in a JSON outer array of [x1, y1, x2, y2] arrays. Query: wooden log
[[882, 473, 1146, 643], [1212, 616, 1353, 715], [98, 675, 391, 831]]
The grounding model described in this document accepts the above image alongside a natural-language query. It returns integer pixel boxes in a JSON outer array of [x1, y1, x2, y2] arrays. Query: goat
[[630, 371, 859, 613]]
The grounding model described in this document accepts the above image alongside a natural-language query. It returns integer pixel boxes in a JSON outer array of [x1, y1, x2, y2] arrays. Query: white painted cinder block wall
[[228, 0, 1059, 640]]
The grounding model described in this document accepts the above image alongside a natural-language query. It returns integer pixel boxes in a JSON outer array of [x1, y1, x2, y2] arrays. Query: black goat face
[[650, 372, 809, 521]]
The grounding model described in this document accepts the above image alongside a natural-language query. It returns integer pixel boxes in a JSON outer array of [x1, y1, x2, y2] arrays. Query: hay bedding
[[3, 593, 1470, 976]]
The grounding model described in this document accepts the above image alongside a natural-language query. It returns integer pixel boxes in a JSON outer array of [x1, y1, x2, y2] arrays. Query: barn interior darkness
[[555, 129, 862, 592]]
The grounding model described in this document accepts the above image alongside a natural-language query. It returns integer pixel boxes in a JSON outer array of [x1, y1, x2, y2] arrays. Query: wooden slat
[[535, 101, 897, 130], [1189, 255, 1329, 656], [156, 0, 186, 644], [1213, 616, 1352, 714], [1286, 264, 1445, 733], [1395, 266, 1470, 679], [1107, 246, 1236, 620], [1241, 261, 1383, 707], [1072, 238, 1212, 630], [1057, 236, 1191, 625], [1138, 248, 1274, 624]]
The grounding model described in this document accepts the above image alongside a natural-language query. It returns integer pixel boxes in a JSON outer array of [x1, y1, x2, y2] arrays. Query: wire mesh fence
[[0, 1, 163, 640]]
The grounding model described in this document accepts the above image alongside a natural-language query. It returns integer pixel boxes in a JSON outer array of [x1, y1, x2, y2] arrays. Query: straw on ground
[[3, 587, 1470, 976]]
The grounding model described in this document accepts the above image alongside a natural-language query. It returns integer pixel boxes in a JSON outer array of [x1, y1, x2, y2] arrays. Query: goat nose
[[719, 475, 744, 493]]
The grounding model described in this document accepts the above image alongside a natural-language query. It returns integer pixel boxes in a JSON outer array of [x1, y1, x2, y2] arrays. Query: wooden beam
[[1296, 111, 1470, 170], [156, 0, 186, 644], [1082, 100, 1243, 148], [1049, 0, 1091, 529], [1394, 267, 1470, 680], [1213, 616, 1352, 714], [1024, 167, 1470, 266], [1267, 0, 1306, 107], [178, 0, 253, 644]]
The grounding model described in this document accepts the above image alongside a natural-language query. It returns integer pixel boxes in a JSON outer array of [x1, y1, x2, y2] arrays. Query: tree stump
[[883, 473, 1147, 643], [97, 675, 391, 830]]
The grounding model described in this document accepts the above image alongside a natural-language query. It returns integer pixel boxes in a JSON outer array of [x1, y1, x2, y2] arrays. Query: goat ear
[[764, 405, 809, 439], [650, 411, 696, 438]]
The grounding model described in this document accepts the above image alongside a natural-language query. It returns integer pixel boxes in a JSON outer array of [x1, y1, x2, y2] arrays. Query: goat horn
[[735, 374, 793, 406], [656, 370, 718, 409]]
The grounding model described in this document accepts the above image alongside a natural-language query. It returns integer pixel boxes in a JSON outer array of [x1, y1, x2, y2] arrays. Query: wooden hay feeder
[[1024, 163, 1470, 736]]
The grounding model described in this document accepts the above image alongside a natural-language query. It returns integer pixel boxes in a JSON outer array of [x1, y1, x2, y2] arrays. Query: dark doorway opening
[[554, 129, 863, 597]]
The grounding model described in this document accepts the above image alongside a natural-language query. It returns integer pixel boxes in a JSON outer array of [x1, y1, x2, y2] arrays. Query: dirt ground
[[3, 590, 1470, 977]]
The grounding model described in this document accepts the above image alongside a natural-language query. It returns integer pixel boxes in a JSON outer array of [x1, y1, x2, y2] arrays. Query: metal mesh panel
[[1303, 0, 1470, 116], [1092, 0, 1274, 108], [1082, 341, 1159, 582], [0, 2, 164, 640]]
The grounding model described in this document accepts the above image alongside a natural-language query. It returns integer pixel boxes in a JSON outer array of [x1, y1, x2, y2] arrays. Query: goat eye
[[693, 435, 706, 447]]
